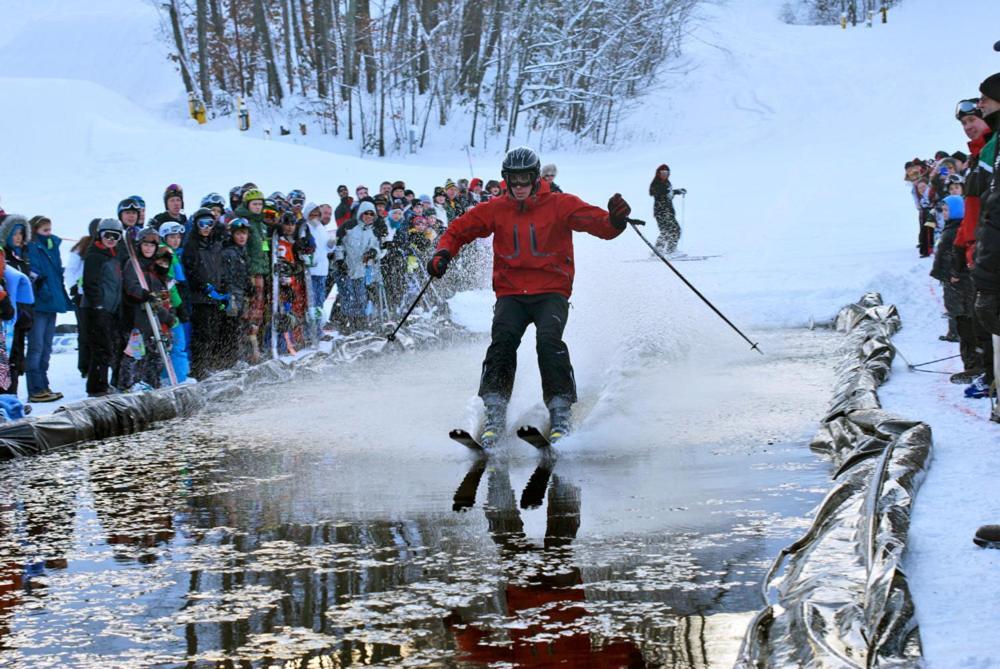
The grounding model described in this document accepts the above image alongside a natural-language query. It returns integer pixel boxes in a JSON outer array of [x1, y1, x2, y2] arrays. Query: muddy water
[[0, 328, 838, 667]]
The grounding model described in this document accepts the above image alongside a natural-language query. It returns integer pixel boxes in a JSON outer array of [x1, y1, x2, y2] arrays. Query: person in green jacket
[[232, 189, 272, 354]]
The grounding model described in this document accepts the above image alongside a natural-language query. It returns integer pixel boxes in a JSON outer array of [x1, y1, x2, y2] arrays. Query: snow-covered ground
[[2, 0, 1000, 664]]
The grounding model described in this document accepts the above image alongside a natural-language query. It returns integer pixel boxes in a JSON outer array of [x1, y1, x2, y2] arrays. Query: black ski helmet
[[501, 147, 541, 193]]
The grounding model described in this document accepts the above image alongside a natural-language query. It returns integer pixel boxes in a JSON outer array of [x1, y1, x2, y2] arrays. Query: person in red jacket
[[427, 147, 632, 445]]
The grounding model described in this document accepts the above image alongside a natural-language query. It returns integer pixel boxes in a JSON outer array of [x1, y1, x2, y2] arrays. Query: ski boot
[[547, 397, 573, 444], [480, 395, 507, 448], [973, 525, 1000, 549]]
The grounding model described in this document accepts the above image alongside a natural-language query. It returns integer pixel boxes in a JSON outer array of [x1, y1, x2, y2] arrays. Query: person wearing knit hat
[[443, 180, 464, 223], [25, 213, 71, 402], [541, 163, 563, 193], [980, 73, 1000, 107]]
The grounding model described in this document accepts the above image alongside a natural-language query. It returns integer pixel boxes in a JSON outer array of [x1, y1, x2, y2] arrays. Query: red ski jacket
[[435, 190, 622, 298], [954, 134, 989, 269]]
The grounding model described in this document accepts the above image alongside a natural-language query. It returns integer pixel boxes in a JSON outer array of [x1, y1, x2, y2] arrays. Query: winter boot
[[950, 369, 984, 385], [547, 397, 573, 444], [964, 375, 991, 399], [973, 525, 1000, 549], [480, 394, 507, 447]]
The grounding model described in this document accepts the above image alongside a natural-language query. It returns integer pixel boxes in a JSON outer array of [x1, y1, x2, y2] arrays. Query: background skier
[[426, 147, 632, 445], [648, 164, 686, 255]]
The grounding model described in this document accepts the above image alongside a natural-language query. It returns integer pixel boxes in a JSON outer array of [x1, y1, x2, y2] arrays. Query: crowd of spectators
[[904, 72, 1000, 421]]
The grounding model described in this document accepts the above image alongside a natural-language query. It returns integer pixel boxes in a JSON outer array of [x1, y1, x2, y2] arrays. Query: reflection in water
[[0, 402, 827, 666], [448, 458, 647, 666]]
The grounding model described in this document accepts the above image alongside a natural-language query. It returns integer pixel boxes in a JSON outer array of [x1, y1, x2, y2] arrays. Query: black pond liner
[[0, 314, 469, 460], [735, 293, 929, 668]]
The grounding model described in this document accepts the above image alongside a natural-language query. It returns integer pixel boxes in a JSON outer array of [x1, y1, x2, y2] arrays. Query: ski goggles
[[101, 231, 122, 241], [956, 98, 981, 119], [947, 174, 965, 184], [196, 219, 215, 229], [507, 175, 534, 187]]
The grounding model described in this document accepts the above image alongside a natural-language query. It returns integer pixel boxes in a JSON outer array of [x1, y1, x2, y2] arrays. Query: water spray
[[386, 276, 435, 342], [627, 218, 762, 355]]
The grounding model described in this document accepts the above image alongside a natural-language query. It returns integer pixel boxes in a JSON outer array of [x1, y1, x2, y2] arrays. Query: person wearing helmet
[[287, 190, 306, 221], [156, 220, 191, 383], [117, 198, 144, 246], [427, 147, 631, 446], [232, 189, 271, 353], [200, 193, 227, 221], [82, 218, 125, 396], [120, 228, 176, 391], [151, 184, 187, 232], [183, 208, 226, 379], [228, 186, 244, 214], [219, 218, 256, 364], [126, 195, 147, 228]]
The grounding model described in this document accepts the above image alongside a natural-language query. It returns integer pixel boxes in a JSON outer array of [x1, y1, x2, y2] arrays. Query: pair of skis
[[449, 425, 554, 452]]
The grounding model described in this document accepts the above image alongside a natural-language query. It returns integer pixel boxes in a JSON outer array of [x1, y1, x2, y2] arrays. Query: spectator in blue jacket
[[25, 215, 71, 402]]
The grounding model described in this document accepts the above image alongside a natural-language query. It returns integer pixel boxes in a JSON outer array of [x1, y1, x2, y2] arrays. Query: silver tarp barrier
[[736, 292, 929, 668], [0, 315, 470, 460]]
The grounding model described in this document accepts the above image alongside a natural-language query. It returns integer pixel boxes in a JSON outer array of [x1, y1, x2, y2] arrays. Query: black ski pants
[[478, 293, 577, 406], [190, 303, 224, 380], [85, 308, 117, 395]]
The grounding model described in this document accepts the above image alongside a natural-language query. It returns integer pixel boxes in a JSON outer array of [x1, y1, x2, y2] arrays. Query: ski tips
[[750, 342, 763, 355]]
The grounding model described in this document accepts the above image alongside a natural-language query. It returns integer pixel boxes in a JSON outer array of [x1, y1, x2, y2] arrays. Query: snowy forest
[[155, 0, 697, 155], [779, 0, 900, 25]]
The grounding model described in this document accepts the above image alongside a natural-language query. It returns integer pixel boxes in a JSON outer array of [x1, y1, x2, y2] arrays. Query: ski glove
[[674, 188, 687, 196], [362, 248, 378, 263], [975, 291, 1000, 335], [607, 194, 632, 230], [427, 249, 451, 278], [205, 283, 231, 305], [141, 289, 159, 303]]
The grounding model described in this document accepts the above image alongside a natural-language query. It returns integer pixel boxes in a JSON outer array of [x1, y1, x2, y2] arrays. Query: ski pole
[[386, 276, 434, 341], [627, 218, 762, 355]]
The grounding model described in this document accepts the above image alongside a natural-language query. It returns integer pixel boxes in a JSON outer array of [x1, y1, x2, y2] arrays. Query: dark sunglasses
[[507, 176, 534, 187]]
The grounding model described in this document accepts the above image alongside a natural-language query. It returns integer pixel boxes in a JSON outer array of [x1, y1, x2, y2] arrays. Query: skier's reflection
[[449, 458, 645, 667]]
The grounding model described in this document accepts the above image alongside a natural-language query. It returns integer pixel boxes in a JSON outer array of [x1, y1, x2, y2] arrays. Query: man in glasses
[[426, 147, 632, 446], [541, 163, 563, 193], [81, 218, 125, 396]]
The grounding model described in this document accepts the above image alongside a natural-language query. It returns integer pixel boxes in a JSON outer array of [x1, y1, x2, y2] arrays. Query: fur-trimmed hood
[[0, 214, 31, 249]]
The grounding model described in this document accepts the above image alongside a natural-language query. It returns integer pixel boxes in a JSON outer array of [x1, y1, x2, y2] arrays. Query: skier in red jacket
[[427, 147, 632, 445]]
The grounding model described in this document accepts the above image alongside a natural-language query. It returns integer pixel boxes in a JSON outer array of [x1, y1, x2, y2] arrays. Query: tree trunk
[[207, 0, 229, 90], [457, 0, 484, 94], [282, 0, 295, 94], [252, 0, 284, 103], [356, 0, 376, 95], [168, 0, 196, 95], [313, 0, 329, 98], [196, 0, 212, 105], [231, 0, 247, 96]]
